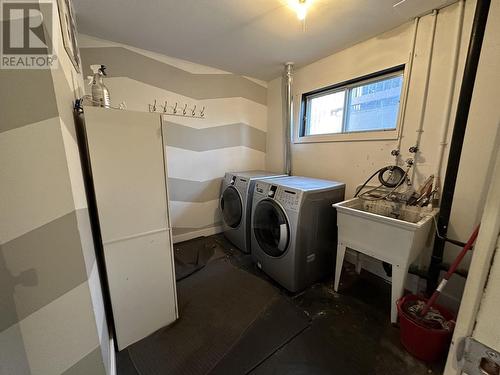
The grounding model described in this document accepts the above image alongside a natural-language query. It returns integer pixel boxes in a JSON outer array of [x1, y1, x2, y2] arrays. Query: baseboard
[[109, 336, 116, 375], [173, 225, 223, 243]]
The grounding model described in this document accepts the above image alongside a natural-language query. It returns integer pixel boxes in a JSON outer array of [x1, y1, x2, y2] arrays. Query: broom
[[420, 224, 481, 317]]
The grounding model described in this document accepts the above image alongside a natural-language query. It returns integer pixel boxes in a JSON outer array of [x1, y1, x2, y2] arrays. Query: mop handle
[[420, 224, 481, 317]]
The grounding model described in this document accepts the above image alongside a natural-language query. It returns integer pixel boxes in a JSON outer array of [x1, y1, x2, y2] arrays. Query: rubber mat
[[173, 237, 217, 281], [128, 257, 279, 375], [209, 296, 311, 374]]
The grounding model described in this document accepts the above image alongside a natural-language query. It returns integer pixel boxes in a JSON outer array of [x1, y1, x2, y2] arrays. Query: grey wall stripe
[[80, 47, 267, 105], [168, 177, 222, 202], [164, 122, 266, 152], [0, 211, 88, 332], [0, 68, 58, 134], [61, 346, 106, 375], [172, 223, 222, 237]]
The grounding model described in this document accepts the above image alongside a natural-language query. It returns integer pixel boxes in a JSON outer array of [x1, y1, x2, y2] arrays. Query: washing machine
[[250, 176, 345, 292], [220, 171, 287, 253]]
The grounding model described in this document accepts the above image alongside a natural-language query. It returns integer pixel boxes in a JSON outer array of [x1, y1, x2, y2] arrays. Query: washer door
[[253, 199, 290, 257], [221, 186, 242, 228]]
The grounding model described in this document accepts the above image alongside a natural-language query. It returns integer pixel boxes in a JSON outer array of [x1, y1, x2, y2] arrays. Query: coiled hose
[[354, 165, 410, 201]]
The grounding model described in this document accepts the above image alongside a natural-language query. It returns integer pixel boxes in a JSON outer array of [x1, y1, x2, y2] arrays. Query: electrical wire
[[354, 167, 385, 197]]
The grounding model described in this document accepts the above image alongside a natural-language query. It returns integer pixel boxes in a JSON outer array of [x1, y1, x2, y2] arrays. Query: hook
[[191, 105, 197, 116], [200, 106, 205, 117], [173, 102, 178, 114], [162, 100, 168, 113], [152, 99, 157, 112], [182, 104, 187, 116]]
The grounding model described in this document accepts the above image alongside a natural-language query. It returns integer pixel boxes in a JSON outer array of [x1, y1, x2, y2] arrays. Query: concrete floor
[[117, 234, 445, 375]]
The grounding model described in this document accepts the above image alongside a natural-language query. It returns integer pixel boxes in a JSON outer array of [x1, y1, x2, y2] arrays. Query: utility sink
[[332, 198, 438, 323], [336, 198, 437, 228]]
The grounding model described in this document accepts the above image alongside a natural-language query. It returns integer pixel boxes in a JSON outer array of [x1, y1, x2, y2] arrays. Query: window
[[301, 67, 405, 140]]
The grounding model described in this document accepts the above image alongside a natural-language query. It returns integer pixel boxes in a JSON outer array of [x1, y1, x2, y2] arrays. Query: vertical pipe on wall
[[428, 0, 492, 293], [283, 62, 294, 175], [394, 17, 420, 159], [434, 0, 465, 201], [411, 9, 438, 182]]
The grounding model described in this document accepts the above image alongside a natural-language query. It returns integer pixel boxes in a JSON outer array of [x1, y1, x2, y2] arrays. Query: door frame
[[444, 146, 500, 374]]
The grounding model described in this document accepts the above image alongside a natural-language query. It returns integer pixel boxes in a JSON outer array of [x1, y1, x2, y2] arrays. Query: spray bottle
[[88, 64, 111, 108]]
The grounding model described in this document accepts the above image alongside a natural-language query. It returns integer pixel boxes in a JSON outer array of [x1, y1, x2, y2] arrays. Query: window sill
[[294, 129, 399, 144]]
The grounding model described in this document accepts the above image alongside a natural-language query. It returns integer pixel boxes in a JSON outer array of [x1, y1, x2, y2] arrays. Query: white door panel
[[104, 230, 177, 350], [84, 106, 178, 351], [85, 107, 169, 241]]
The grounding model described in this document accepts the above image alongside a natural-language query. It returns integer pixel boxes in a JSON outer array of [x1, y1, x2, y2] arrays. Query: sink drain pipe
[[283, 62, 294, 176], [428, 0, 491, 293]]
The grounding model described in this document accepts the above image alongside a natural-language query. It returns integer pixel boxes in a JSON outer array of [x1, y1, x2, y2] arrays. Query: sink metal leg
[[334, 243, 346, 292], [390, 262, 409, 324]]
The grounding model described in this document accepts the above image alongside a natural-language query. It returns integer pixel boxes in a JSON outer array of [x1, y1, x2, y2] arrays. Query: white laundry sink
[[332, 198, 438, 323], [336, 198, 437, 229]]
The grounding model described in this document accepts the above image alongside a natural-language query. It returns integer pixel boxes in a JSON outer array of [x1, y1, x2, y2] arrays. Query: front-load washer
[[251, 176, 345, 292], [220, 171, 287, 253]]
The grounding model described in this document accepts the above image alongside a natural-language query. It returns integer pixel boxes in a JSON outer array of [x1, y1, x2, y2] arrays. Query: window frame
[[297, 65, 406, 144]]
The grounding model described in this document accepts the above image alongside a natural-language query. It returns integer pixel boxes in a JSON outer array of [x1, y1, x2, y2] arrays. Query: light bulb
[[296, 4, 307, 20], [289, 0, 312, 21]]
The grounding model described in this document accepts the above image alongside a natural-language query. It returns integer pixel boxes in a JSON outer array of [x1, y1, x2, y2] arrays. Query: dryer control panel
[[255, 181, 268, 196], [275, 187, 302, 212], [254, 182, 302, 212], [235, 177, 248, 191]]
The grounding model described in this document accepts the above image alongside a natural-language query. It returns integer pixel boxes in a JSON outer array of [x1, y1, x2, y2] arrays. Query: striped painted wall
[[0, 5, 110, 375], [79, 35, 268, 242]]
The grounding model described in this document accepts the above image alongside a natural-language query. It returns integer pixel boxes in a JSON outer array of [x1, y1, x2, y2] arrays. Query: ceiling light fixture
[[289, 0, 313, 21]]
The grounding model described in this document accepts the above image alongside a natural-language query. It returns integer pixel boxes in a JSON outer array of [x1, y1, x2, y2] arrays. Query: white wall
[[266, 0, 499, 305]]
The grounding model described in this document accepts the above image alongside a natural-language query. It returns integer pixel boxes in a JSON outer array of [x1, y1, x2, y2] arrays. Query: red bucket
[[397, 294, 455, 362]]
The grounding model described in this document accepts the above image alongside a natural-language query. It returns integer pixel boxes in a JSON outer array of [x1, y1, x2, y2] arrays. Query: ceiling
[[73, 0, 457, 81]]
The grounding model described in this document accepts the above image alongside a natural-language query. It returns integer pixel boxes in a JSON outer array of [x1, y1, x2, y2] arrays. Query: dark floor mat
[[116, 349, 139, 375], [128, 257, 279, 375], [174, 236, 217, 281], [209, 296, 311, 375], [251, 281, 437, 375]]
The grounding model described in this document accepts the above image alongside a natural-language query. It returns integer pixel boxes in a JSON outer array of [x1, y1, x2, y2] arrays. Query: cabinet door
[[84, 106, 177, 350]]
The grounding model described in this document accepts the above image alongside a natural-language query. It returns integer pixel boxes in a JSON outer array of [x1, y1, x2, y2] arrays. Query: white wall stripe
[[172, 224, 223, 244], [19, 282, 99, 375], [166, 146, 265, 182], [169, 200, 221, 229]]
